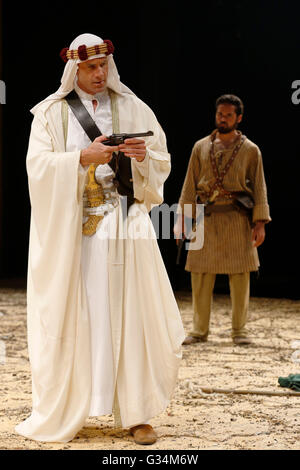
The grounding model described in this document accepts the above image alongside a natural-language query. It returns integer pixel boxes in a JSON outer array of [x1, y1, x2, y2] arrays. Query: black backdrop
[[1, 0, 299, 299]]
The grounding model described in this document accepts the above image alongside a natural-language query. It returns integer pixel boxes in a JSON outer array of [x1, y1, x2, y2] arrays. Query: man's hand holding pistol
[[80, 131, 153, 167]]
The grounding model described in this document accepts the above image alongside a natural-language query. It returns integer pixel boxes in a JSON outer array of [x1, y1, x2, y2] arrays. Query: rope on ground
[[199, 387, 300, 397]]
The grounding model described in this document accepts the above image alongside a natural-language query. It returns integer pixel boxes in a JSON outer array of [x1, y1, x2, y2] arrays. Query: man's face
[[77, 57, 108, 95], [215, 103, 242, 134]]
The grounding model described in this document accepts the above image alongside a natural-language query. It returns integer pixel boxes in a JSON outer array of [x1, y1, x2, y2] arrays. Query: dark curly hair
[[216, 94, 244, 116]]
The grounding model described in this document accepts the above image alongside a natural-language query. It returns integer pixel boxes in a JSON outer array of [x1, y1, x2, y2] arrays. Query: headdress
[[31, 33, 134, 114], [59, 39, 115, 63]]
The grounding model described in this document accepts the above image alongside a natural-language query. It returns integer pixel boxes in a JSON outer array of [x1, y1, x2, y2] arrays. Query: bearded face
[[215, 103, 242, 133]]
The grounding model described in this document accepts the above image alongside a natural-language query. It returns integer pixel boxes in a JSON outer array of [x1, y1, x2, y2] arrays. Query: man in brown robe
[[174, 94, 271, 345]]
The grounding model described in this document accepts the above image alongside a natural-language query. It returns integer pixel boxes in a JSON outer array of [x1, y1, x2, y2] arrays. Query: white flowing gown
[[66, 85, 117, 416], [15, 81, 185, 442]]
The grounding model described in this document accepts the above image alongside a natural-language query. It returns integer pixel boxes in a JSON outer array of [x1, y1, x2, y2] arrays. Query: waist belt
[[205, 203, 236, 215], [204, 202, 251, 216]]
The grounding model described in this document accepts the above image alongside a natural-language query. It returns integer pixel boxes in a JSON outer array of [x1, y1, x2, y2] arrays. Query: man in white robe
[[15, 33, 185, 445]]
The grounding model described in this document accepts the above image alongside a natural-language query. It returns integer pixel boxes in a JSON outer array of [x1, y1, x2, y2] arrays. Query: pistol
[[102, 131, 154, 146]]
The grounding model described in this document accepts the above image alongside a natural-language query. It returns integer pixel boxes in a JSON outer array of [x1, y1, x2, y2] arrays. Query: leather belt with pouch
[[204, 192, 254, 218]]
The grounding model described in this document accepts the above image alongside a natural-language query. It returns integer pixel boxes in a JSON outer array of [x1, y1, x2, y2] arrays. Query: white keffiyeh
[[31, 33, 134, 114]]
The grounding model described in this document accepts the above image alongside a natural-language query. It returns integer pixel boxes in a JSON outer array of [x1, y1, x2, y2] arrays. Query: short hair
[[216, 94, 244, 116]]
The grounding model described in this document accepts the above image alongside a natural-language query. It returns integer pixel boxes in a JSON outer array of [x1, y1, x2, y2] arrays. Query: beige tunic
[[179, 134, 271, 274]]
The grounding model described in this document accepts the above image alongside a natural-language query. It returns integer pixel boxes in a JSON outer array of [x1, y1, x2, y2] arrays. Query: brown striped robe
[[178, 133, 271, 274]]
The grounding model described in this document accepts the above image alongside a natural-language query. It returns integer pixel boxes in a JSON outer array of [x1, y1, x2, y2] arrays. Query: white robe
[[15, 89, 185, 442], [66, 85, 116, 417]]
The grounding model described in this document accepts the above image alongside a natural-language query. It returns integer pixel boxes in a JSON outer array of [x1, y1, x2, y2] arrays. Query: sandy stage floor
[[0, 288, 300, 450]]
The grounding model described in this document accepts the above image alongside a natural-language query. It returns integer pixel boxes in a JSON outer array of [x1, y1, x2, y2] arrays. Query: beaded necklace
[[208, 129, 245, 200]]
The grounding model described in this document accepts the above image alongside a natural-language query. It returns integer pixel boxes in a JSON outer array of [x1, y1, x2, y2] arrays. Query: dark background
[[0, 0, 299, 299]]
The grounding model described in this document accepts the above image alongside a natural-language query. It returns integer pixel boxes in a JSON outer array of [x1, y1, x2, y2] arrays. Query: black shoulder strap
[[64, 89, 133, 209], [65, 89, 119, 174], [65, 89, 102, 142]]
